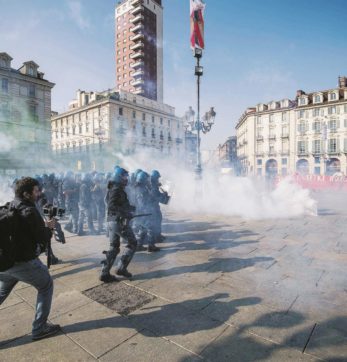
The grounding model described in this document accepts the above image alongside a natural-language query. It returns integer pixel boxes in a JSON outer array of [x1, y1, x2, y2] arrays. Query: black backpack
[[0, 202, 20, 272]]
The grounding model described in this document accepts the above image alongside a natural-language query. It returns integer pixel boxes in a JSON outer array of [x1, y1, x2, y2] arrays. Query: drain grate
[[83, 282, 156, 315]]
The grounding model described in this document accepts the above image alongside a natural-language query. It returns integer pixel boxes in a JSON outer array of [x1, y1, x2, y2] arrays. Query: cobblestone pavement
[[0, 190, 346, 361]]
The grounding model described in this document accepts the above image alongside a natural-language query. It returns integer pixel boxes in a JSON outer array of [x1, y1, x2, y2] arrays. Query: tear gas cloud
[[117, 150, 318, 220], [0, 131, 317, 219]]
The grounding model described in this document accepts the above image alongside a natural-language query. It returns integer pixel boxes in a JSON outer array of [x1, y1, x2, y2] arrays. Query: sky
[[1, 0, 347, 150]]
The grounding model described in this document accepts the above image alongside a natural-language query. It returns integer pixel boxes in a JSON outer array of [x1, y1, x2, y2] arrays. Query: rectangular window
[[314, 167, 321, 175], [160, 118, 163, 125], [282, 112, 287, 122], [314, 157, 320, 164], [313, 108, 320, 117], [298, 110, 305, 119], [312, 140, 321, 154], [328, 139, 337, 153], [152, 116, 155, 123], [1, 78, 8, 93], [142, 113, 146, 121], [297, 141, 307, 154], [282, 158, 287, 165], [256, 116, 262, 125], [328, 119, 337, 131], [328, 106, 336, 115], [257, 159, 262, 166], [29, 84, 35, 97], [132, 110, 136, 118], [312, 121, 321, 132], [119, 107, 123, 116], [269, 114, 274, 123]]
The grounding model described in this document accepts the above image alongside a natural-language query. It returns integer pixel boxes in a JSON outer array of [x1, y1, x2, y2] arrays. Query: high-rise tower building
[[115, 0, 163, 102]]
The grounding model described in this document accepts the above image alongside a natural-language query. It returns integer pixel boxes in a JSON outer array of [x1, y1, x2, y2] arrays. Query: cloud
[[67, 0, 90, 30]]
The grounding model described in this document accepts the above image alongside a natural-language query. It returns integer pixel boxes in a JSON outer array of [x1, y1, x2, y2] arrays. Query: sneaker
[[148, 245, 161, 252], [99, 274, 119, 283], [32, 323, 61, 341], [116, 269, 133, 278]]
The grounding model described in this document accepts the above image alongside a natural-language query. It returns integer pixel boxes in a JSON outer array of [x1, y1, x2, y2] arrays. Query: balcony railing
[[268, 151, 277, 157], [131, 5, 144, 15], [133, 88, 144, 95], [256, 135, 264, 141], [131, 79, 144, 86], [130, 33, 144, 41], [130, 51, 144, 59], [130, 42, 144, 51], [256, 152, 264, 157], [268, 135, 276, 140], [130, 14, 144, 23], [297, 151, 309, 156], [281, 133, 289, 138], [130, 24, 143, 32], [312, 150, 322, 155], [132, 70, 144, 77], [130, 60, 144, 68]]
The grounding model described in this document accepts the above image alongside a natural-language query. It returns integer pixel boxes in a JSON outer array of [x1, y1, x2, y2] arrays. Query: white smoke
[[115, 150, 317, 220], [0, 177, 14, 205], [0, 133, 16, 152]]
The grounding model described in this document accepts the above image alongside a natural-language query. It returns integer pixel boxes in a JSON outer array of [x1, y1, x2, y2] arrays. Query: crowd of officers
[[25, 167, 170, 282]]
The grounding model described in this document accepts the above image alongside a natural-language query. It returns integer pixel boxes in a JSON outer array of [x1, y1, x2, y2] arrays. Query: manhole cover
[[83, 282, 156, 315]]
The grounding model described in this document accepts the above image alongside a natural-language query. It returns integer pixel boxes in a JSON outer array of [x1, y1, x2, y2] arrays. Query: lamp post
[[184, 104, 216, 178]]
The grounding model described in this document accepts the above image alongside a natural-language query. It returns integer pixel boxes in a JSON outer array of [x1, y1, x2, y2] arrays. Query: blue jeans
[[0, 258, 54, 335]]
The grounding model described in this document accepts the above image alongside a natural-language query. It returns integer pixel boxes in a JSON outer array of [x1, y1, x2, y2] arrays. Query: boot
[[116, 268, 133, 278], [148, 245, 160, 252], [99, 274, 119, 283], [136, 245, 147, 251]]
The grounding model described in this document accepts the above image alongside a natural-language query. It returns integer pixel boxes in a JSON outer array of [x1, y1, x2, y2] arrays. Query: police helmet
[[113, 167, 129, 185], [151, 170, 161, 180], [136, 171, 149, 185]]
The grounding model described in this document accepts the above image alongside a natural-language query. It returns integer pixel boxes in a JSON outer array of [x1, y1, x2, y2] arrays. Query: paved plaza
[[0, 190, 347, 361]]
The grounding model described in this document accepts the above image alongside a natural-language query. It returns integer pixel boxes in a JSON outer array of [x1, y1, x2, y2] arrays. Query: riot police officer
[[100, 167, 138, 283], [78, 173, 96, 236], [150, 170, 170, 243], [92, 173, 106, 234], [134, 171, 160, 252], [63, 171, 79, 234]]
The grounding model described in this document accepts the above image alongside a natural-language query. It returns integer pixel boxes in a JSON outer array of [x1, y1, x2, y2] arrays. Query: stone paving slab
[[15, 280, 93, 319], [127, 297, 229, 355], [0, 292, 23, 310], [200, 328, 319, 362], [51, 301, 138, 359], [0, 332, 96, 361], [99, 329, 202, 362], [0, 302, 34, 347]]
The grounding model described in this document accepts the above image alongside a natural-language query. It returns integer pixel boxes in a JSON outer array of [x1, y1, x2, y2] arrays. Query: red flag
[[190, 0, 205, 50]]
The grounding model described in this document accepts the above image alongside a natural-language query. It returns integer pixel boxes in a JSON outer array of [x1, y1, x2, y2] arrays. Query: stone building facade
[[236, 76, 347, 177], [0, 52, 54, 175], [51, 89, 184, 171]]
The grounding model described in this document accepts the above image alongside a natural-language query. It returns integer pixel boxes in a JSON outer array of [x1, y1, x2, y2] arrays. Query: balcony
[[131, 78, 144, 86], [268, 151, 277, 157], [132, 70, 144, 77], [133, 88, 144, 95], [297, 151, 309, 157], [130, 60, 144, 68], [130, 24, 143, 32], [268, 135, 276, 140], [256, 135, 264, 141], [130, 14, 144, 23], [130, 42, 144, 51], [256, 152, 264, 157], [130, 51, 144, 60], [327, 149, 339, 155], [281, 133, 289, 138], [130, 33, 144, 41], [131, 5, 144, 15], [312, 150, 322, 156], [130, 0, 142, 6]]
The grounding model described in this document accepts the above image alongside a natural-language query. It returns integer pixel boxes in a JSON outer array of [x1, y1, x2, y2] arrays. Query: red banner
[[190, 0, 205, 50]]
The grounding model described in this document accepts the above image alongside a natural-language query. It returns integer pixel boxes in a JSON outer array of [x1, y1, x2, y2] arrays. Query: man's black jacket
[[12, 197, 52, 262], [106, 182, 135, 221]]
